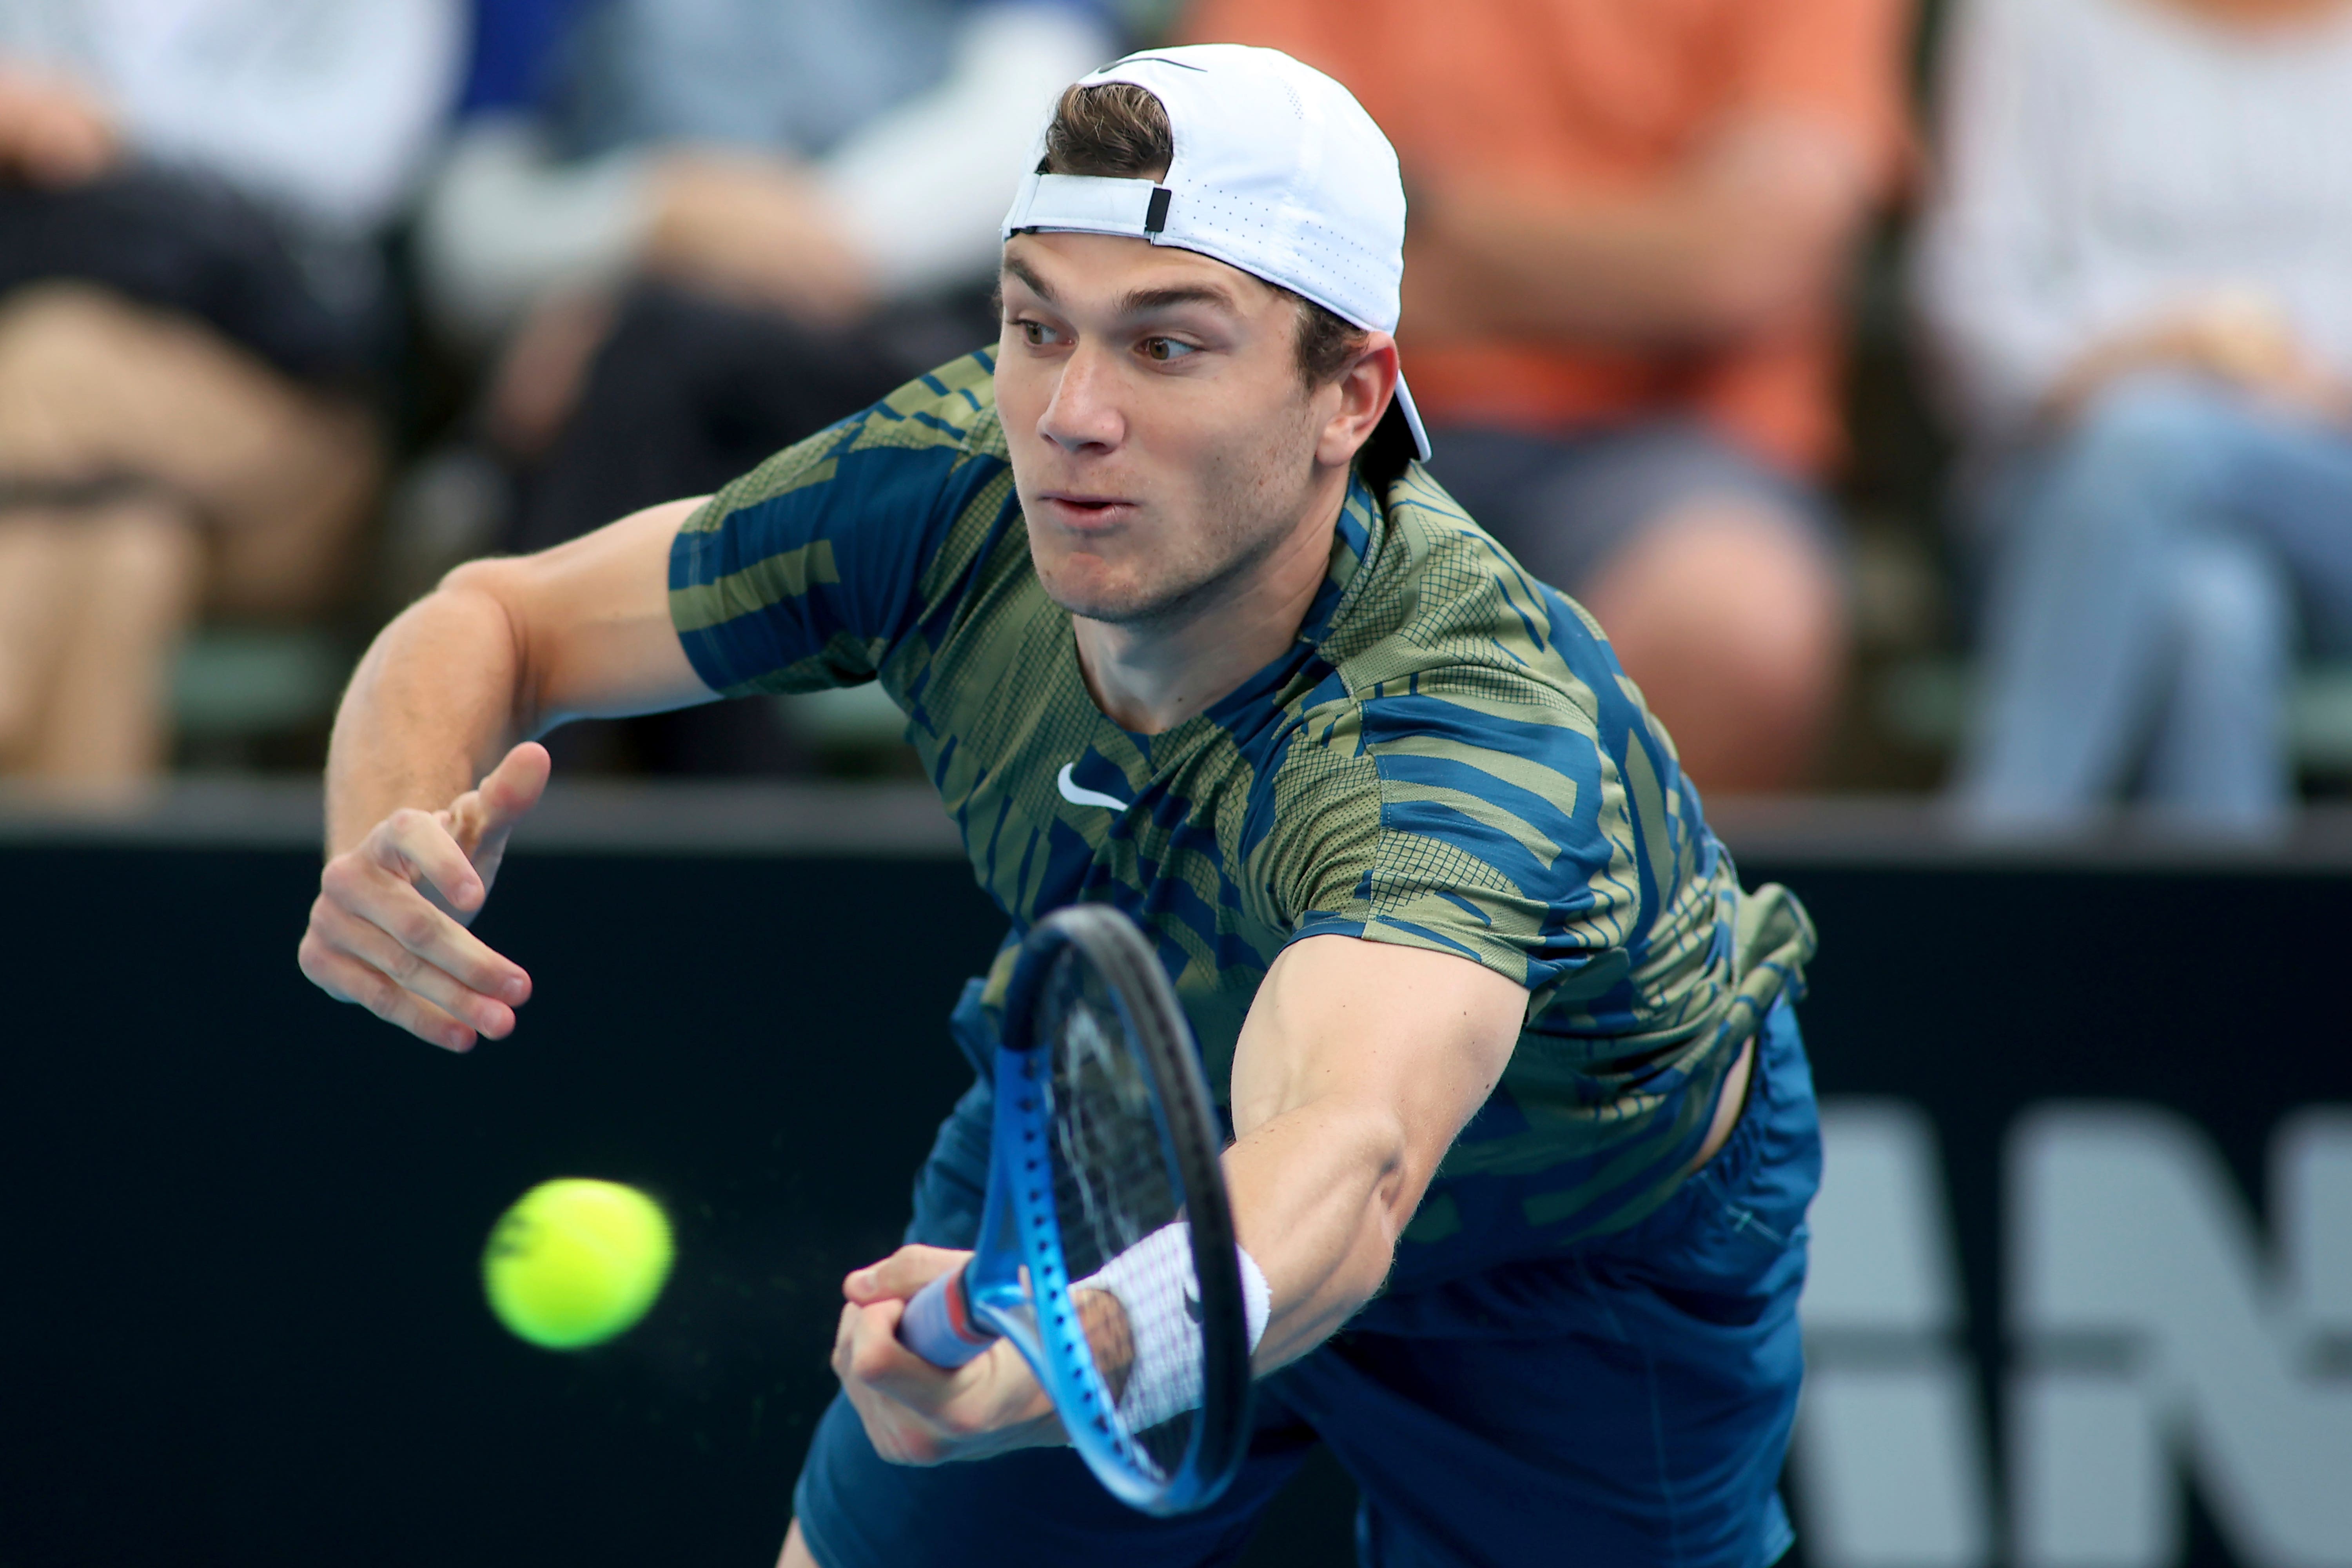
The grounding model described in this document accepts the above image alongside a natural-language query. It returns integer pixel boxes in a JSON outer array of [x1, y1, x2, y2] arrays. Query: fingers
[[844, 1245, 971, 1305], [298, 925, 481, 1052], [309, 895, 519, 1042], [302, 809, 534, 1051], [376, 805, 488, 918], [335, 837, 530, 1002], [833, 1295, 1062, 1466]]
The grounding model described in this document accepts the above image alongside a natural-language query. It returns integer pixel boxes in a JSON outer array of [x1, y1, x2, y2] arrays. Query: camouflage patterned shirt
[[669, 351, 1816, 1292]]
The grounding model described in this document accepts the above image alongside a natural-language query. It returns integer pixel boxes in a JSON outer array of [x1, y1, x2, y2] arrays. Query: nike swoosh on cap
[[1057, 764, 1129, 811]]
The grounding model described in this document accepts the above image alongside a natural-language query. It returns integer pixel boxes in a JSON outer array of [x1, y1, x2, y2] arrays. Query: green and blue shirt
[[669, 351, 1815, 1293]]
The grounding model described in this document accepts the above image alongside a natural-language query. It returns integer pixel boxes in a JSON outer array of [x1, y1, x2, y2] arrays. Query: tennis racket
[[896, 904, 1252, 1515]]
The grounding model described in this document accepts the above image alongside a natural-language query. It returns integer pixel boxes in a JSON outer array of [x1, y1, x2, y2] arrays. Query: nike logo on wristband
[[1057, 764, 1129, 811]]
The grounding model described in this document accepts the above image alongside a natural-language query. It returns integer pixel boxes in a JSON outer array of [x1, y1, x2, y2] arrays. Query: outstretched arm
[[826, 935, 1524, 1461], [299, 496, 714, 1049], [1221, 935, 1523, 1366]]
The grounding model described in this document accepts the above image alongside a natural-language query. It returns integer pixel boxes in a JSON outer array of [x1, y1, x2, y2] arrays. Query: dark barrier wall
[[2, 821, 2346, 1567]]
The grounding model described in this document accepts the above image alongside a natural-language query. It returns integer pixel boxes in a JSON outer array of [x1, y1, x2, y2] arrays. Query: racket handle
[[899, 1266, 998, 1368]]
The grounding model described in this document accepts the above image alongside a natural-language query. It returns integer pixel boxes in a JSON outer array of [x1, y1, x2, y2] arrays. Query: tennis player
[[299, 45, 1821, 1568]]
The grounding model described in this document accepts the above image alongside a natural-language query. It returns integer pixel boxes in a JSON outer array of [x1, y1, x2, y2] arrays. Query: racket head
[[969, 904, 1252, 1516]]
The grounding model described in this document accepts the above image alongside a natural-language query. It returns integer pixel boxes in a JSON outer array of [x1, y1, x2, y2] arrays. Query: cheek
[[1197, 395, 1317, 503], [992, 359, 1047, 449]]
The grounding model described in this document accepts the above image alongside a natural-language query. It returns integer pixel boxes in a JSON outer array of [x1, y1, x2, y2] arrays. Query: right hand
[[298, 743, 550, 1052], [833, 1246, 1068, 1466]]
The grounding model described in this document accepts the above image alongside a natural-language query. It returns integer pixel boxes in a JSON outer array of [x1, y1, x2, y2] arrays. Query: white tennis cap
[[1002, 44, 1430, 463]]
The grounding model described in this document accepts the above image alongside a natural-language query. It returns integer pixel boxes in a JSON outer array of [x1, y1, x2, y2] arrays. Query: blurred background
[[0, 0, 2346, 1565], [4, 0, 2352, 826]]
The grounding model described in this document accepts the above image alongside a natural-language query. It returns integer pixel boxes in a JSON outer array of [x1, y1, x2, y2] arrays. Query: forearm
[[1417, 119, 1869, 348], [1421, 188, 1755, 345], [326, 498, 711, 855], [325, 582, 532, 855], [1223, 1095, 1416, 1369]]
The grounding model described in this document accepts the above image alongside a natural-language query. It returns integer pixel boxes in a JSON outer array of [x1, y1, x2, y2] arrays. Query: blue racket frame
[[897, 910, 1243, 1516]]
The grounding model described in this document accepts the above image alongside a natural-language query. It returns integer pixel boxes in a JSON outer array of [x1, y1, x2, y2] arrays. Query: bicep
[[449, 496, 717, 729], [1230, 936, 1523, 1187]]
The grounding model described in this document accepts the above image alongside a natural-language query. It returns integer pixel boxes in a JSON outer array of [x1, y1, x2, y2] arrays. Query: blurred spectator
[[414, 0, 1117, 774], [1918, 0, 2352, 833], [0, 1, 463, 791], [1185, 0, 1911, 792]]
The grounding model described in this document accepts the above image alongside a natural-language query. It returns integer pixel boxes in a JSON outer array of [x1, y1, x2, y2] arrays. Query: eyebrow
[[999, 256, 1245, 320], [1115, 283, 1242, 317], [1002, 255, 1056, 305]]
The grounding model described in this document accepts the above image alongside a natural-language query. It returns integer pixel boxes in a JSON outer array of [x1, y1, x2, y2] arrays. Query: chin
[[1042, 579, 1154, 625]]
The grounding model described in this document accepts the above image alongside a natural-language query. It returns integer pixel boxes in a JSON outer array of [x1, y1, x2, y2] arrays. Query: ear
[[1315, 333, 1401, 471]]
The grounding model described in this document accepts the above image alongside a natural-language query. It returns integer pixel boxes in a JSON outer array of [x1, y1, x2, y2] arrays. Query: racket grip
[[899, 1266, 998, 1368]]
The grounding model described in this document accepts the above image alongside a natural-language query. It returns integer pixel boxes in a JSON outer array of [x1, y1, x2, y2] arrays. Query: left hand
[[832, 1245, 1067, 1465]]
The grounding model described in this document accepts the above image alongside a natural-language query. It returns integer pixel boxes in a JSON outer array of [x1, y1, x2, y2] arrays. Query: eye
[[1138, 336, 1198, 363], [1016, 319, 1064, 347]]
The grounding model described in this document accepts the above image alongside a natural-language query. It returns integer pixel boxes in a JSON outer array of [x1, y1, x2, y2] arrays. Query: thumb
[[846, 1245, 970, 1304], [477, 741, 552, 833], [452, 742, 550, 862]]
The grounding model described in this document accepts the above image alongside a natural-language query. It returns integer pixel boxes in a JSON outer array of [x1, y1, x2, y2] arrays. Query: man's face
[[995, 232, 1334, 630]]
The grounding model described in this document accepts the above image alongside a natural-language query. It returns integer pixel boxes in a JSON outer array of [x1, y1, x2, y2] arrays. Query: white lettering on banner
[[1795, 1100, 1995, 1568], [2011, 1107, 2352, 1568]]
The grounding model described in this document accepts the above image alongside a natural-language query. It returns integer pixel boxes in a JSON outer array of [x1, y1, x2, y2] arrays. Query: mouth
[[1035, 490, 1138, 530]]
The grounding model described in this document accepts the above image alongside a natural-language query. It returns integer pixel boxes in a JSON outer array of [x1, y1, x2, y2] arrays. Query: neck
[[1073, 472, 1350, 735]]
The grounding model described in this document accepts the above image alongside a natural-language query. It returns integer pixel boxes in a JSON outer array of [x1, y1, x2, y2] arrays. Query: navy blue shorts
[[794, 1002, 1821, 1568]]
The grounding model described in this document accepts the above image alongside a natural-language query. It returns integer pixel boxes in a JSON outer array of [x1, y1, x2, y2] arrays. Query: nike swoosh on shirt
[[1057, 764, 1129, 811]]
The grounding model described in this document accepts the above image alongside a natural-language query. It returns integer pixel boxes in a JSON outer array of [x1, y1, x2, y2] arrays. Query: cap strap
[[1004, 172, 1169, 241]]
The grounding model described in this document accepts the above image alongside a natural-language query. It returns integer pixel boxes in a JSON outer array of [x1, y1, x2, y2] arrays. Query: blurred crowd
[[1, 0, 2348, 834]]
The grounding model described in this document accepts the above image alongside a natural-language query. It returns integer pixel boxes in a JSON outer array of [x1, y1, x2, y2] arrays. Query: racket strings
[[1042, 951, 1199, 1477]]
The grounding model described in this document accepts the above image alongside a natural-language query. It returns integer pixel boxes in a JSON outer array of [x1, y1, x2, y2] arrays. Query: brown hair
[[1035, 82, 1414, 485]]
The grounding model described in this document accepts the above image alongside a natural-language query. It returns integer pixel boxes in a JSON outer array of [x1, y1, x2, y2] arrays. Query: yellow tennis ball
[[482, 1178, 674, 1350]]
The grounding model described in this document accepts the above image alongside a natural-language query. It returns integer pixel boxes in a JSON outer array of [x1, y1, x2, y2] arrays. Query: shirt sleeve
[[1269, 660, 1797, 1051], [1271, 663, 1664, 990], [667, 356, 1014, 696]]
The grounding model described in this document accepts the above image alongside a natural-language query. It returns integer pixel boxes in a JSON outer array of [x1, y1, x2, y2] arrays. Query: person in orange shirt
[[1186, 0, 1911, 790]]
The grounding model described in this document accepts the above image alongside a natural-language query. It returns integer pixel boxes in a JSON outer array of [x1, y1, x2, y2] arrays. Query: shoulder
[[667, 352, 1021, 693], [1319, 464, 1625, 745], [1261, 465, 1703, 963]]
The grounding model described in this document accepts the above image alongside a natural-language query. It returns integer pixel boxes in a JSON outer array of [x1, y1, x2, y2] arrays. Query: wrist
[[1074, 1223, 1270, 1434]]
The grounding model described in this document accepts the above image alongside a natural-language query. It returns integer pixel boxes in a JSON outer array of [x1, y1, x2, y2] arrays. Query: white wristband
[[1074, 1223, 1270, 1435]]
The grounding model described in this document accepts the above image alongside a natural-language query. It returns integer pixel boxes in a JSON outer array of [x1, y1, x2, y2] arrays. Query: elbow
[[425, 558, 544, 729], [1362, 1109, 1426, 1254]]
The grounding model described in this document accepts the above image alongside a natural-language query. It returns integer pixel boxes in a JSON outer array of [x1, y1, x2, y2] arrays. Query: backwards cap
[[1001, 43, 1430, 463]]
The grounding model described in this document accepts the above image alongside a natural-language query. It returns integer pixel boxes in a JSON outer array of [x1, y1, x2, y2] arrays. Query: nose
[[1037, 342, 1125, 455]]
